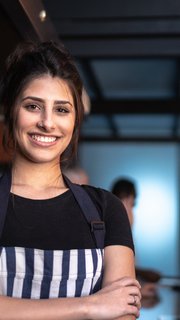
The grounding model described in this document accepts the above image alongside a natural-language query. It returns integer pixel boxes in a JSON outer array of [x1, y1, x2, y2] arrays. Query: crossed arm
[[0, 245, 141, 320]]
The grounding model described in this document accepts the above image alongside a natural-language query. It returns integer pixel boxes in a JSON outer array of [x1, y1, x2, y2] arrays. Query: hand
[[88, 277, 141, 319]]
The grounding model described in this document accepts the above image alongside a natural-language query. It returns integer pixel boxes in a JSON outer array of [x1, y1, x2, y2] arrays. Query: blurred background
[[0, 1, 180, 317]]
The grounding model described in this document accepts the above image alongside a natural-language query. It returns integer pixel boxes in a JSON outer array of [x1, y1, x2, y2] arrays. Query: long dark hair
[[0, 41, 84, 163]]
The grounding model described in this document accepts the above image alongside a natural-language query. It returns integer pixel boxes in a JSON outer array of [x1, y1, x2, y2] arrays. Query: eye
[[24, 104, 41, 111], [56, 106, 69, 113]]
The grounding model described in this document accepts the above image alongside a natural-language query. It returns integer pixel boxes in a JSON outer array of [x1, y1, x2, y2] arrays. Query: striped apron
[[0, 170, 105, 299]]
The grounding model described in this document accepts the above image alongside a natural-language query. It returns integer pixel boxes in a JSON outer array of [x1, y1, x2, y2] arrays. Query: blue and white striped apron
[[0, 170, 105, 299], [0, 247, 103, 298]]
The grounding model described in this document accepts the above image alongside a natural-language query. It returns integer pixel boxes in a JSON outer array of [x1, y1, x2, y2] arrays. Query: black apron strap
[[64, 175, 105, 249], [0, 168, 11, 238]]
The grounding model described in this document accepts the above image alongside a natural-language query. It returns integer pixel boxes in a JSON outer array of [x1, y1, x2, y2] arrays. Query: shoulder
[[81, 184, 121, 202], [81, 184, 126, 218]]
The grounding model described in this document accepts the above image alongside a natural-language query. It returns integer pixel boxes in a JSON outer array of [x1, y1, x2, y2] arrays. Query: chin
[[19, 151, 60, 164]]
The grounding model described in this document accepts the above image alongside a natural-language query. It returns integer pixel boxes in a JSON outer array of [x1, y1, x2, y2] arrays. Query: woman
[[0, 41, 141, 319]]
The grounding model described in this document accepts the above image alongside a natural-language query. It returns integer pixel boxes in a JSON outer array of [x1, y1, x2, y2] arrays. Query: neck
[[12, 155, 64, 190]]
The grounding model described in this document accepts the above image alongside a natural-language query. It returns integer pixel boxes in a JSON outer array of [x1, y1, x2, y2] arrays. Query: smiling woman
[[0, 41, 141, 319]]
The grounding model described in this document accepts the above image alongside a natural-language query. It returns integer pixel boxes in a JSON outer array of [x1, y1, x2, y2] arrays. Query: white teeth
[[31, 135, 56, 142]]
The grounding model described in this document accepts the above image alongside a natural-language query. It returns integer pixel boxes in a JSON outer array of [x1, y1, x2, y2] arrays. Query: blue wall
[[79, 142, 180, 277]]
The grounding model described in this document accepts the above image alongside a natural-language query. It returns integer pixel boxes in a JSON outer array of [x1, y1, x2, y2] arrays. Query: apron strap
[[0, 167, 11, 238], [64, 176, 105, 249]]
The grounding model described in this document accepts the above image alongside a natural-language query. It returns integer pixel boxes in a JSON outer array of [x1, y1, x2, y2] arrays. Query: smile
[[31, 134, 57, 143]]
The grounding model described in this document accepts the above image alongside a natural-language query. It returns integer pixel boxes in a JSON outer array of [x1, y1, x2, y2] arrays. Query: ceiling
[[0, 0, 180, 142]]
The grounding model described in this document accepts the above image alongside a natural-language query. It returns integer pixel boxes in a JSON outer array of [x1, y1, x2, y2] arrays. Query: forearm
[[0, 276, 141, 320], [0, 295, 88, 320], [102, 246, 139, 320]]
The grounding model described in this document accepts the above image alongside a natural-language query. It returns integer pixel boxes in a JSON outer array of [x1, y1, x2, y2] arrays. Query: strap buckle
[[91, 220, 105, 232]]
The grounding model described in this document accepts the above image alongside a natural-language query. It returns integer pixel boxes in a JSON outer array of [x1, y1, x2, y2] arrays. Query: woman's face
[[14, 75, 75, 164]]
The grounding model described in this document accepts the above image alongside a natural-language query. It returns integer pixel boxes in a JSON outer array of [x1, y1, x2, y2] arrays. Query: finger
[[117, 277, 141, 288], [134, 295, 141, 309], [129, 294, 136, 305], [128, 294, 141, 310], [128, 304, 141, 318], [127, 286, 142, 300], [100, 278, 140, 293]]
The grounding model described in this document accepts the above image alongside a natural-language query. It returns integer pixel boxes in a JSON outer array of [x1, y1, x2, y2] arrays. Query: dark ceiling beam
[[80, 60, 102, 98], [0, 0, 58, 41], [80, 60, 119, 137], [0, 0, 38, 41], [106, 116, 119, 138], [63, 38, 180, 58], [172, 115, 180, 138], [173, 59, 180, 137], [80, 136, 180, 143], [57, 20, 180, 38], [43, 0, 180, 19], [0, 3, 23, 66], [91, 99, 180, 114], [19, 0, 58, 41]]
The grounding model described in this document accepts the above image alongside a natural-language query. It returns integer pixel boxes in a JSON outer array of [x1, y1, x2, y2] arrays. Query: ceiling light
[[39, 10, 46, 22]]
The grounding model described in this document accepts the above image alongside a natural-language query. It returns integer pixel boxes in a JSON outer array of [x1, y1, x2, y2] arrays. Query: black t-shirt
[[0, 185, 134, 251]]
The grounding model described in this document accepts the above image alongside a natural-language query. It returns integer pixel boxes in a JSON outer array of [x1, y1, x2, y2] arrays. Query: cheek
[[16, 109, 38, 132], [15, 120, 27, 137], [16, 110, 29, 128], [14, 113, 31, 142], [61, 116, 75, 134]]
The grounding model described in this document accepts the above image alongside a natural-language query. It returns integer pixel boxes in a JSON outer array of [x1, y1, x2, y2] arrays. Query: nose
[[37, 110, 55, 132]]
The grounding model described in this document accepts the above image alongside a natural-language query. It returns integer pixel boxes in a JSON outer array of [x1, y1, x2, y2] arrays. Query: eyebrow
[[21, 96, 73, 106]]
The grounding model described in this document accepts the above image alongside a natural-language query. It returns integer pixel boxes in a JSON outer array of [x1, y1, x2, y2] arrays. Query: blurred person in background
[[111, 178, 161, 301], [63, 163, 89, 185]]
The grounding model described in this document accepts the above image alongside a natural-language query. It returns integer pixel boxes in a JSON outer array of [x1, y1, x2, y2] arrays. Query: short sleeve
[[82, 185, 134, 252]]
